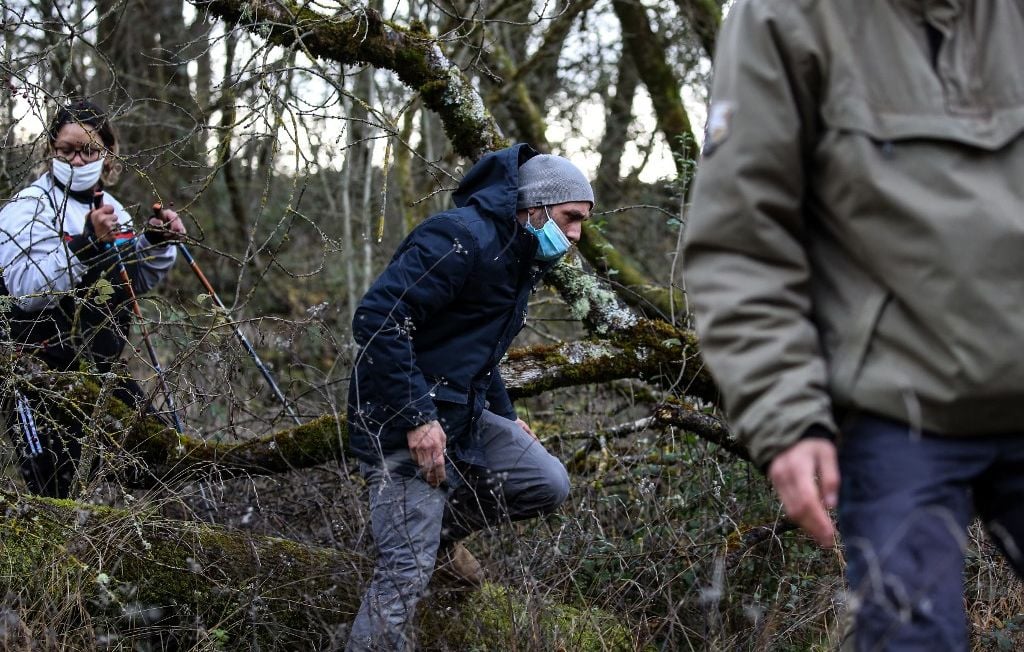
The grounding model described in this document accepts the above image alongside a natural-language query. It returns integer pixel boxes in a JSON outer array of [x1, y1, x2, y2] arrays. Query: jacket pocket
[[427, 380, 469, 405], [828, 284, 890, 403], [823, 94, 1024, 152]]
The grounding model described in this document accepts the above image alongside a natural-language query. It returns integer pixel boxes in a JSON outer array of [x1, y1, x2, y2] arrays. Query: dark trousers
[[15, 352, 155, 498], [838, 414, 1024, 651]]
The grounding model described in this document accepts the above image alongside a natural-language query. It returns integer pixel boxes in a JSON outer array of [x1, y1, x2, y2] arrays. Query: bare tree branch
[[511, 0, 598, 92], [194, 0, 508, 159], [651, 400, 744, 461]]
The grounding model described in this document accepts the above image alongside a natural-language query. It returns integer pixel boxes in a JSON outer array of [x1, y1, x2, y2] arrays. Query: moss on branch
[[48, 317, 715, 484], [578, 224, 687, 323], [504, 319, 715, 404]]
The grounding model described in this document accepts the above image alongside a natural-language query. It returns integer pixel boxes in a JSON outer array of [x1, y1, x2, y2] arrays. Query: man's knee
[[535, 459, 570, 513]]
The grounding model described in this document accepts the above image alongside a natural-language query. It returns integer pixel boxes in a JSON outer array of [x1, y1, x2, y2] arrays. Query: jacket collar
[[48, 173, 95, 204]]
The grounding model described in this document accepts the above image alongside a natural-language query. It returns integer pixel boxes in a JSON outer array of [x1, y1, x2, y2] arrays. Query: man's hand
[[408, 420, 446, 487], [87, 205, 118, 243], [145, 207, 187, 244], [515, 418, 538, 441], [767, 438, 840, 548]]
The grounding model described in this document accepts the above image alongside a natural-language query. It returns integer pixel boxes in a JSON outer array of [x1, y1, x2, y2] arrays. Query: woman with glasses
[[0, 99, 186, 497]]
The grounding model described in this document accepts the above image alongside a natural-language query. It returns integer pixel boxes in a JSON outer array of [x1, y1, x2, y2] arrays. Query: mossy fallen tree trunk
[[0, 490, 639, 650], [65, 319, 716, 484]]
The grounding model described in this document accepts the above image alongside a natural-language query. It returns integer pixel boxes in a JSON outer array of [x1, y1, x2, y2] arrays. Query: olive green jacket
[[683, 0, 1024, 468]]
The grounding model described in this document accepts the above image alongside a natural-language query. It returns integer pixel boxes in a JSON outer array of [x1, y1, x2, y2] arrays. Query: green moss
[[0, 493, 358, 648], [424, 583, 645, 651], [0, 492, 655, 648], [57, 376, 347, 480], [216, 413, 345, 473], [545, 259, 639, 335]]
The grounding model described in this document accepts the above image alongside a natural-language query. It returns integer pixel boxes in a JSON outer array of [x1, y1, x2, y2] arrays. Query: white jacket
[[0, 173, 176, 312]]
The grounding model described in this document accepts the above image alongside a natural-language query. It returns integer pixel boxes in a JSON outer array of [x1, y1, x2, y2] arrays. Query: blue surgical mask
[[524, 206, 571, 261]]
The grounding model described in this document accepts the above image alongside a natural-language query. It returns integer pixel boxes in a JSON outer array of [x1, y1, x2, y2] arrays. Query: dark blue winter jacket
[[347, 143, 550, 473]]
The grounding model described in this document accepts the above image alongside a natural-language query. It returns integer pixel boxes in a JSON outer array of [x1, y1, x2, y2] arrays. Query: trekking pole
[[15, 390, 42, 457], [0, 304, 43, 456], [94, 189, 185, 434], [153, 203, 301, 425]]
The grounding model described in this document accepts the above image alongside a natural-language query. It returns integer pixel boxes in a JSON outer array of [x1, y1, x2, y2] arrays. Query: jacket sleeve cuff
[[800, 423, 836, 443], [67, 233, 113, 268], [141, 230, 173, 248], [399, 396, 439, 431]]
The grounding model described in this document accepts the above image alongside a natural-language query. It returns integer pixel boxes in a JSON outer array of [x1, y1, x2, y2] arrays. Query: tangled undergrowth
[[0, 355, 1021, 651]]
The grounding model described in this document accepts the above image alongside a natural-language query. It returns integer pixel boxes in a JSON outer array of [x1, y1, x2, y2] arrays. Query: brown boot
[[433, 541, 484, 588]]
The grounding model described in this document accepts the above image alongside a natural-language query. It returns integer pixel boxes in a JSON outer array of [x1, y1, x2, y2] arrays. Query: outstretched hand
[[767, 438, 840, 548]]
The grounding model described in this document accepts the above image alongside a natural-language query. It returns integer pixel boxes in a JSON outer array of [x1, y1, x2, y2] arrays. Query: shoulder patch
[[702, 101, 735, 158]]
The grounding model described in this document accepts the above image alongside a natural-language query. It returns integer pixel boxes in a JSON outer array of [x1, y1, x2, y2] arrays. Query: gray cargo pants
[[346, 409, 570, 652]]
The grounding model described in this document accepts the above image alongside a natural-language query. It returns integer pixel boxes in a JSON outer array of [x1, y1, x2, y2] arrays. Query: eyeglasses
[[53, 143, 102, 162]]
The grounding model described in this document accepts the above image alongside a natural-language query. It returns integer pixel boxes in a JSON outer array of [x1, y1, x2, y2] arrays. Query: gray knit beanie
[[516, 154, 595, 210]]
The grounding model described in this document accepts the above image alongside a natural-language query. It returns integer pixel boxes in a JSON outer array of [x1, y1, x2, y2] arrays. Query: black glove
[[67, 215, 106, 265], [143, 218, 173, 246]]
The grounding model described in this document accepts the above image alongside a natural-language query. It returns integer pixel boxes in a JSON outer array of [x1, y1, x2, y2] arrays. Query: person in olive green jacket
[[684, 0, 1024, 648]]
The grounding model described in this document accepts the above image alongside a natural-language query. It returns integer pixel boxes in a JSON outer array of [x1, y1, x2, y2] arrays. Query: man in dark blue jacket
[[346, 143, 593, 651]]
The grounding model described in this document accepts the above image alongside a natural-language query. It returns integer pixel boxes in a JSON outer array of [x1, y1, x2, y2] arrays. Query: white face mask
[[51, 158, 104, 192]]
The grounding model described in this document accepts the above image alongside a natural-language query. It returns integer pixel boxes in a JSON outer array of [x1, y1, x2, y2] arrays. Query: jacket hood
[[452, 143, 539, 222]]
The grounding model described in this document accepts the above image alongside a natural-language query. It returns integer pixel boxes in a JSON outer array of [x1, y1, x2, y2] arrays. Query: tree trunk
[[595, 48, 638, 202], [612, 0, 698, 180], [673, 0, 722, 58], [41, 318, 716, 486], [0, 490, 637, 650]]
